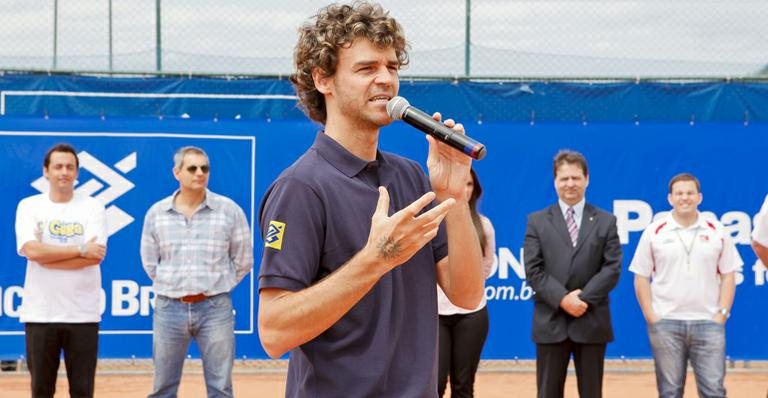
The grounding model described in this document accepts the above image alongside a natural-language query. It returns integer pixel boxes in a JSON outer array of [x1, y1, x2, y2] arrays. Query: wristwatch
[[717, 307, 730, 319], [78, 244, 87, 257]]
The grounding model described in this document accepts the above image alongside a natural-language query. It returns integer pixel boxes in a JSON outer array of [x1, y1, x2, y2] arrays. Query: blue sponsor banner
[[1, 117, 766, 360], [0, 118, 263, 358], [462, 121, 767, 360], [1, 74, 767, 360]]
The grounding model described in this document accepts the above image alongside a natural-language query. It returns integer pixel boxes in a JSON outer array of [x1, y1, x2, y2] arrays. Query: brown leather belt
[[178, 293, 208, 304]]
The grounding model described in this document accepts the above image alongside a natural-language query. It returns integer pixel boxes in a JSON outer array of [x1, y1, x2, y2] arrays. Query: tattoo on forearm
[[377, 236, 401, 260]]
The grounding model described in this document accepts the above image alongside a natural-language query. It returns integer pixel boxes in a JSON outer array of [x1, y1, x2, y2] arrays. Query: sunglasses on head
[[186, 165, 210, 174]]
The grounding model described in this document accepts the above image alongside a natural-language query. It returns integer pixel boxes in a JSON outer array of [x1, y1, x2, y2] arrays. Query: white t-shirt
[[752, 194, 768, 247], [15, 193, 108, 323], [629, 213, 742, 320], [438, 215, 495, 315]]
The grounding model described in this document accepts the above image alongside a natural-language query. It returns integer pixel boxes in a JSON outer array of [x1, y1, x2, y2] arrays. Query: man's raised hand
[[364, 186, 454, 273]]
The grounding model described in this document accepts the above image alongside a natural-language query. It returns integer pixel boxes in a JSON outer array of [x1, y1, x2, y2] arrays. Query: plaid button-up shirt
[[140, 189, 253, 297]]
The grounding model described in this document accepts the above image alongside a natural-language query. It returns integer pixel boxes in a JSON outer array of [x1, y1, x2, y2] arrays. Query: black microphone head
[[386, 96, 410, 120]]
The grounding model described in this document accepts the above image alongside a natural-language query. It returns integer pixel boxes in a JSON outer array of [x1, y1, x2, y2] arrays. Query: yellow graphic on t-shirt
[[265, 220, 286, 250], [48, 220, 84, 238]]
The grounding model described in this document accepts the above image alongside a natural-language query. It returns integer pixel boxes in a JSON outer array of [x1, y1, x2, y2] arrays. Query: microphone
[[386, 96, 486, 160]]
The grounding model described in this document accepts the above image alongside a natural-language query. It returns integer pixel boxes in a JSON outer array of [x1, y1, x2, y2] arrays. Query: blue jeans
[[148, 293, 235, 398], [647, 319, 726, 398]]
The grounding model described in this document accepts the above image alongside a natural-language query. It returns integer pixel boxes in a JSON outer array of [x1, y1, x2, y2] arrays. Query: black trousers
[[536, 339, 606, 398], [437, 306, 489, 398], [25, 322, 99, 398]]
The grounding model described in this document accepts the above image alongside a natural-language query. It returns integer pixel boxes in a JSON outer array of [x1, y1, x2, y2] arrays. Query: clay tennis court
[[1, 360, 766, 397]]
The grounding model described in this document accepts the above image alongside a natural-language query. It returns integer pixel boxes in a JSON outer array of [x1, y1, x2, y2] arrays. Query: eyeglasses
[[186, 165, 210, 174]]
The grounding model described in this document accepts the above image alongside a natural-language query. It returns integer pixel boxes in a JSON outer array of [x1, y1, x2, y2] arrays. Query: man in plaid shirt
[[141, 146, 253, 398]]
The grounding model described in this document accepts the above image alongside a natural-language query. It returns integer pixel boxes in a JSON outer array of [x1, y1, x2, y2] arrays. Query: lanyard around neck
[[674, 226, 700, 272]]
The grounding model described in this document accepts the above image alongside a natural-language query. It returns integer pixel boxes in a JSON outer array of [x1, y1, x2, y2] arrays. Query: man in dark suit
[[523, 150, 622, 398]]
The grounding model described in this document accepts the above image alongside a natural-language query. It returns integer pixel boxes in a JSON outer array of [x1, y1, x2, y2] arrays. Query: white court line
[[0, 90, 297, 115]]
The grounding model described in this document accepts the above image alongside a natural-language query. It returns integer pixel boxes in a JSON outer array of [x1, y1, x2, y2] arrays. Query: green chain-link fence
[[1, 0, 767, 78]]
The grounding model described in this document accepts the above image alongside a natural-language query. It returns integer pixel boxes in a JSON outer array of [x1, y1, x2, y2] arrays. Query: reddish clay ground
[[1, 370, 766, 397]]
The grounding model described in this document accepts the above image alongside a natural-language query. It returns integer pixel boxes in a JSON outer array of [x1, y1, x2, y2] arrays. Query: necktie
[[566, 207, 578, 247]]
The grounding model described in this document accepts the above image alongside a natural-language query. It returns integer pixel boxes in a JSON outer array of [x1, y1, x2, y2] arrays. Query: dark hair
[[290, 1, 409, 124], [43, 143, 79, 169], [468, 169, 487, 252], [553, 149, 588, 178], [668, 173, 700, 193]]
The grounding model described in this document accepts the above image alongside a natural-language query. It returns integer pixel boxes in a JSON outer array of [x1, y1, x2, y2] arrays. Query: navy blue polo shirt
[[259, 132, 448, 397]]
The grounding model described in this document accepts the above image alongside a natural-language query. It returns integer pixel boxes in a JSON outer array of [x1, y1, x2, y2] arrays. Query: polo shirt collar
[[665, 211, 706, 230], [161, 189, 216, 212], [313, 131, 386, 177]]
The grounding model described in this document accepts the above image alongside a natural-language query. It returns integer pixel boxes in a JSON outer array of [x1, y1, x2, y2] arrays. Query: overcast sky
[[1, 0, 766, 77]]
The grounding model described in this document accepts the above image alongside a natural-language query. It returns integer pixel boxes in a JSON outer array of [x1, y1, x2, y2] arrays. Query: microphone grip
[[402, 107, 486, 160]]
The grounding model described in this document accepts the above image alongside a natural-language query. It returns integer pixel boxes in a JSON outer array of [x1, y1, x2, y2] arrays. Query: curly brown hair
[[290, 1, 409, 124]]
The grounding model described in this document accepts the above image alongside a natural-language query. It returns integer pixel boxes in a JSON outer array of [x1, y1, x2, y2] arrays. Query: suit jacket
[[523, 203, 622, 344]]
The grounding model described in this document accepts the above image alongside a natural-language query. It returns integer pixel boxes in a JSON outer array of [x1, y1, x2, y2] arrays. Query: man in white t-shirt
[[15, 143, 108, 398], [752, 194, 768, 266], [629, 173, 740, 398]]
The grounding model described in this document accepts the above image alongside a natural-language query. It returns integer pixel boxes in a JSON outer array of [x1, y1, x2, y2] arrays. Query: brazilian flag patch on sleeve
[[265, 220, 286, 250]]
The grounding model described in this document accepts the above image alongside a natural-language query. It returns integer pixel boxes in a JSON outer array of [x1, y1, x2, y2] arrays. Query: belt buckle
[[179, 296, 193, 304]]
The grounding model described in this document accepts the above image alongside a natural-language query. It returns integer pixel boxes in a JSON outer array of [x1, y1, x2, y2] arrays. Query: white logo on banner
[[31, 151, 136, 236]]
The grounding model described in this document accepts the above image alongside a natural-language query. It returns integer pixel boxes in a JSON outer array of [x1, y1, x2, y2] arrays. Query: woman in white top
[[437, 168, 495, 398]]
